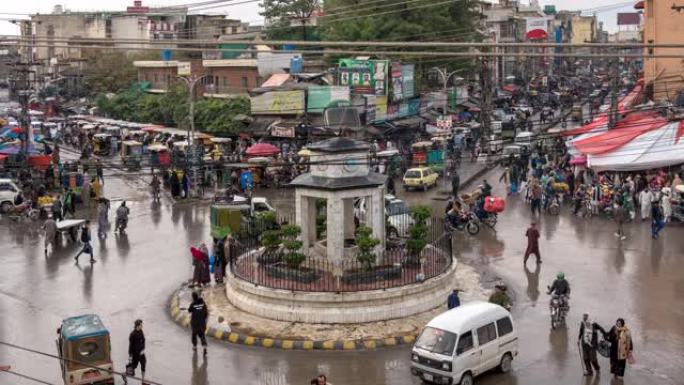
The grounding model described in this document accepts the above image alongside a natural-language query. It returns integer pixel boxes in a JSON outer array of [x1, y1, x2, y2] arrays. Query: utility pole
[[480, 57, 492, 149], [608, 59, 619, 129], [177, 74, 210, 198]]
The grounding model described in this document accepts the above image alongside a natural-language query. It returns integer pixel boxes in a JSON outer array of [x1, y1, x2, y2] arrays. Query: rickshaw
[[210, 202, 248, 239], [121, 140, 142, 170], [92, 134, 112, 156], [148, 144, 171, 170], [210, 137, 232, 158], [56, 314, 115, 385], [411, 141, 433, 166]]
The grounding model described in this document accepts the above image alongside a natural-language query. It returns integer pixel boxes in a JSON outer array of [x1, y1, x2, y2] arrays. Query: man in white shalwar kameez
[[639, 188, 654, 221]]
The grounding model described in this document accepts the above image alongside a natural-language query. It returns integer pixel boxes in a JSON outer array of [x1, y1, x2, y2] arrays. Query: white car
[[385, 195, 413, 238], [0, 179, 21, 213]]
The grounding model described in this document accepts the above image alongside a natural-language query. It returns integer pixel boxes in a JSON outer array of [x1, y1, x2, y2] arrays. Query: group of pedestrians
[[578, 314, 635, 379], [190, 235, 239, 288]]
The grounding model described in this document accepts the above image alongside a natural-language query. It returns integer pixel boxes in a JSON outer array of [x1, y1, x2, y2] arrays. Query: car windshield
[[387, 201, 410, 216], [405, 170, 421, 178], [415, 327, 457, 356]]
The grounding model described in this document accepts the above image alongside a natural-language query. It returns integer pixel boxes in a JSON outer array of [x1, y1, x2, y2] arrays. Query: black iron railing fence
[[228, 217, 453, 292]]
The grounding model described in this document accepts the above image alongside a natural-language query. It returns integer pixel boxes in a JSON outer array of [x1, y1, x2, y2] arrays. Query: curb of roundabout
[[168, 288, 418, 351]]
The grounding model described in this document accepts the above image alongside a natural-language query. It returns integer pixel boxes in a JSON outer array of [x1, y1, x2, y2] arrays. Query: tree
[[320, 0, 482, 77], [83, 52, 139, 94], [260, 0, 321, 40], [281, 224, 306, 269]]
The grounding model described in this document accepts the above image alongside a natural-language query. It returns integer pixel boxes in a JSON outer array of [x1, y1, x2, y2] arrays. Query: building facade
[[203, 59, 260, 97], [641, 0, 684, 100]]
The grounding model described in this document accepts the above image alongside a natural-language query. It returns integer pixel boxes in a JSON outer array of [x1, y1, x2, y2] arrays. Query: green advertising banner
[[338, 59, 389, 96]]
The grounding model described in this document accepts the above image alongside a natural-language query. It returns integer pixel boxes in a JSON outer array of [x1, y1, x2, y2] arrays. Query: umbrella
[[298, 148, 313, 156], [246, 142, 280, 157]]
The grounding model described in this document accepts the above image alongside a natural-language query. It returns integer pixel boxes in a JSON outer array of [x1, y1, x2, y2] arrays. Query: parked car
[[411, 302, 518, 385], [514, 131, 536, 151], [385, 195, 413, 238], [403, 167, 439, 191], [0, 178, 21, 213]]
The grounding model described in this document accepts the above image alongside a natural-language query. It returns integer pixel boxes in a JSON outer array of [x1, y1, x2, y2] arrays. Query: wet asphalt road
[[1, 160, 684, 385]]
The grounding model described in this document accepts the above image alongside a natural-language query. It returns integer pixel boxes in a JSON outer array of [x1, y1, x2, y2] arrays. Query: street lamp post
[[177, 74, 211, 198]]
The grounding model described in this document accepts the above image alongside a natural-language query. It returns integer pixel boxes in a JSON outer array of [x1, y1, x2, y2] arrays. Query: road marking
[[214, 330, 224, 340], [282, 340, 294, 349], [228, 333, 239, 343], [262, 338, 274, 348], [244, 336, 255, 345], [384, 338, 397, 346], [363, 340, 377, 349], [322, 340, 334, 350], [302, 341, 314, 350], [343, 341, 356, 350]]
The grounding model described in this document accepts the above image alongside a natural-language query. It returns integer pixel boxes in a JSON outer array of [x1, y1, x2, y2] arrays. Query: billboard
[[526, 17, 549, 40], [402, 64, 415, 99], [177, 62, 191, 76], [307, 86, 351, 113], [338, 59, 389, 96], [391, 62, 404, 101], [251, 91, 306, 115]]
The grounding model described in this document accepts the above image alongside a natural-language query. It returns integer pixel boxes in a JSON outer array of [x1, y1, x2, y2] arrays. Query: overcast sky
[[0, 0, 636, 36]]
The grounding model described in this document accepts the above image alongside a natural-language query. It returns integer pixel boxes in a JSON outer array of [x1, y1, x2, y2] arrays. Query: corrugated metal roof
[[261, 73, 291, 87], [202, 59, 257, 68]]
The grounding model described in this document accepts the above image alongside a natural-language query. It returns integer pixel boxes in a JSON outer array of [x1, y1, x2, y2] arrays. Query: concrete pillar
[[326, 198, 344, 264], [371, 187, 386, 252], [343, 198, 355, 240]]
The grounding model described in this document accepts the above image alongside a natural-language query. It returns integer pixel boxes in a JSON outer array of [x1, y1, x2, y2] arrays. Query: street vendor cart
[[56, 219, 86, 242]]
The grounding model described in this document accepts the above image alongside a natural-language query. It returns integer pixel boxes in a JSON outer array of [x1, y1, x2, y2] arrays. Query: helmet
[[556, 272, 565, 279]]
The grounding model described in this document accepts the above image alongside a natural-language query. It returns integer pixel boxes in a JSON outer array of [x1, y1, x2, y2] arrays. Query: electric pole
[[608, 59, 619, 129], [480, 57, 492, 151], [177, 74, 210, 198]]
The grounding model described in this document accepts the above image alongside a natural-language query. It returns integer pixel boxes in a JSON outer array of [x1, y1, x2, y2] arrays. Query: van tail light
[[69, 374, 74, 383]]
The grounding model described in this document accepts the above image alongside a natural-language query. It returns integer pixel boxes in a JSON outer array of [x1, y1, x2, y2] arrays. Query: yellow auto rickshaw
[[121, 140, 143, 170], [92, 133, 112, 156], [56, 314, 114, 385], [571, 103, 583, 122]]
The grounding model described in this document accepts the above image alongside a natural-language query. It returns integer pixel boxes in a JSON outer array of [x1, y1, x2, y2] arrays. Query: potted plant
[[341, 226, 402, 284], [265, 224, 321, 283], [355, 226, 380, 271], [405, 205, 431, 267]]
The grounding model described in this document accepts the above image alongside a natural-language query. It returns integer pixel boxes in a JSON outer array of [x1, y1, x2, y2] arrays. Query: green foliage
[[260, 0, 321, 40], [320, 0, 482, 77], [281, 224, 306, 268], [260, 229, 282, 250], [83, 52, 156, 94], [355, 226, 380, 271], [96, 87, 250, 135], [407, 205, 432, 258]]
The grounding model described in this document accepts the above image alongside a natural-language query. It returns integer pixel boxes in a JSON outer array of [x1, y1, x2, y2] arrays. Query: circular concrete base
[[225, 258, 458, 324]]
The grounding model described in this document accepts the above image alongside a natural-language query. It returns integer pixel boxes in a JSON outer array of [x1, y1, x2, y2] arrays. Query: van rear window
[[415, 327, 457, 356], [496, 317, 513, 337]]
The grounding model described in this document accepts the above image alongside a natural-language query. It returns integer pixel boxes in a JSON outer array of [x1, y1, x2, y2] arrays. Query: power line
[[1, 368, 55, 385]]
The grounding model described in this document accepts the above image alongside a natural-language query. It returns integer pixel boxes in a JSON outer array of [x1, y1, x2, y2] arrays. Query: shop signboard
[[386, 97, 421, 120], [402, 64, 415, 99], [307, 86, 351, 113], [251, 91, 305, 115], [270, 125, 296, 138], [391, 62, 404, 101], [338, 59, 389, 96]]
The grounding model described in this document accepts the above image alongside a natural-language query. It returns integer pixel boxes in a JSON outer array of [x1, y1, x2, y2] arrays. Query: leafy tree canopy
[[260, 0, 321, 40]]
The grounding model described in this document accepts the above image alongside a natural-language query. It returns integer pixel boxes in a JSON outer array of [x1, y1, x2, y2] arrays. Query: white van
[[410, 302, 518, 385]]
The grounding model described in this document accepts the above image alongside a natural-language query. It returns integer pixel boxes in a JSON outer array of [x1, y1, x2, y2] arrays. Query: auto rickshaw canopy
[[60, 314, 108, 341]]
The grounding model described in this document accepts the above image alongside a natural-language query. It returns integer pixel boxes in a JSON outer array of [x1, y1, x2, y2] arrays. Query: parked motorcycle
[[6, 200, 38, 221], [444, 212, 480, 235]]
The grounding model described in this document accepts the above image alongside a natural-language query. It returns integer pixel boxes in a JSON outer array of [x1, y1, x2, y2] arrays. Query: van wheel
[[423, 184, 428, 192], [499, 353, 513, 373], [459, 372, 474, 385], [1, 201, 11, 213]]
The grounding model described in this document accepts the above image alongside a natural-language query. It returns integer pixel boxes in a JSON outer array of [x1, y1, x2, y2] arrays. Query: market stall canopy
[[587, 120, 684, 171], [573, 111, 666, 155], [246, 142, 280, 156], [0, 143, 42, 155]]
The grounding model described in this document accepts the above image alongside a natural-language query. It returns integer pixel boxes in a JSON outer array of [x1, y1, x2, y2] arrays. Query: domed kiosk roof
[[307, 137, 370, 153]]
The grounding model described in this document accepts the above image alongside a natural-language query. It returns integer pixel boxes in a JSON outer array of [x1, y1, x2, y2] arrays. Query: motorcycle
[[444, 212, 480, 235], [6, 200, 38, 221], [548, 292, 569, 329], [115, 217, 128, 233], [473, 208, 497, 230]]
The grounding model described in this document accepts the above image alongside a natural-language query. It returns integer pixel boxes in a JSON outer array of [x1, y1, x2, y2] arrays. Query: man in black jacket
[[74, 220, 95, 263], [188, 291, 208, 355], [578, 313, 606, 376], [126, 319, 146, 378]]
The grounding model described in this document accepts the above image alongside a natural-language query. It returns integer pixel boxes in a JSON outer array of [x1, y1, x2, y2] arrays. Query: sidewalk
[[168, 260, 490, 350]]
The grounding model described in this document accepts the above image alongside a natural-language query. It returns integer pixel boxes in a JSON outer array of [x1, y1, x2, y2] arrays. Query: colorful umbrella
[[245, 142, 280, 157]]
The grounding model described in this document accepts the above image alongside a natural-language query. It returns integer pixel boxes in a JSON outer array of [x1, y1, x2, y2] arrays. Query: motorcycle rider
[[115, 201, 130, 233], [445, 199, 467, 229], [547, 272, 571, 310]]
